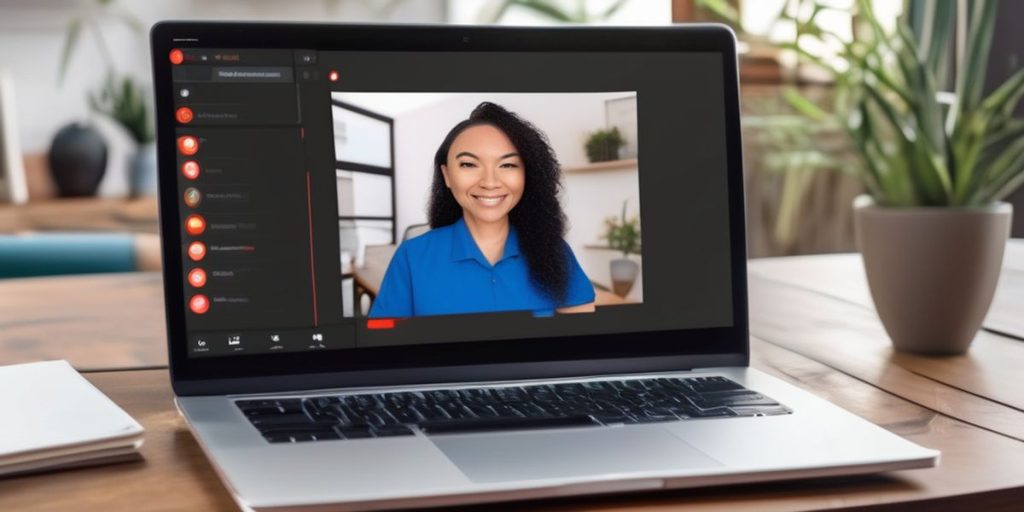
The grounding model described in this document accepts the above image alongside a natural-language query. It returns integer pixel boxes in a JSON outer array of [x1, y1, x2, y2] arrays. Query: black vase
[[48, 122, 108, 197]]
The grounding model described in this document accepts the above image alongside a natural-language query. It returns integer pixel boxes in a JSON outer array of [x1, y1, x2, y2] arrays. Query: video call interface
[[171, 48, 734, 358]]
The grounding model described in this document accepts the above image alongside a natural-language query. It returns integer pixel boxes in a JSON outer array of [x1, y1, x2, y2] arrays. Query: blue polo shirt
[[369, 217, 595, 318]]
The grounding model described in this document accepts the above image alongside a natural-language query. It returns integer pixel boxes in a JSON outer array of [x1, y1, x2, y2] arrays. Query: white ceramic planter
[[853, 196, 1012, 355], [610, 258, 639, 297]]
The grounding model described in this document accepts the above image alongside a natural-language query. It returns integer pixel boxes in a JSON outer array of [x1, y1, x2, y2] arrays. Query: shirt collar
[[451, 217, 520, 266]]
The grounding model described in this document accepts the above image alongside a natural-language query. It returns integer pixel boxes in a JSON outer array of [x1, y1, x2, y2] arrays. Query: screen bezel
[[151, 22, 750, 396]]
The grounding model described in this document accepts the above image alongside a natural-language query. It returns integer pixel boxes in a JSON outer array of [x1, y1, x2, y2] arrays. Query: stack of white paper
[[0, 360, 144, 477]]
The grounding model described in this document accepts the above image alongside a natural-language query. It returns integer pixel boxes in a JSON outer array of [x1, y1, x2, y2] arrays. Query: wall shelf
[[563, 158, 638, 174]]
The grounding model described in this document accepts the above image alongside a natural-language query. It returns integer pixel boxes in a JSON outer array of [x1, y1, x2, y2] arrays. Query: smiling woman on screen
[[369, 102, 595, 318]]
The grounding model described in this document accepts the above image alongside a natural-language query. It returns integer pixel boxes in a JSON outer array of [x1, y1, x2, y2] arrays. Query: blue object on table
[[0, 233, 136, 278]]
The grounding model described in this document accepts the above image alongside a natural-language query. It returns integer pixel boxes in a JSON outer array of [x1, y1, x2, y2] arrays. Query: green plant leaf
[[918, 0, 955, 89], [57, 18, 83, 87], [977, 69, 1024, 129], [972, 136, 1024, 202], [508, 0, 574, 22], [696, 0, 740, 25], [782, 87, 828, 121], [958, 0, 998, 113]]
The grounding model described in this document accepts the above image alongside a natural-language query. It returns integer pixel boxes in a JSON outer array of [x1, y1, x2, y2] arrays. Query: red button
[[185, 214, 205, 236], [187, 241, 206, 261], [366, 319, 395, 330], [176, 107, 194, 124], [183, 187, 201, 208], [181, 161, 200, 180], [188, 268, 207, 288], [169, 49, 184, 65], [189, 294, 209, 314], [328, 70, 339, 82], [177, 136, 199, 156]]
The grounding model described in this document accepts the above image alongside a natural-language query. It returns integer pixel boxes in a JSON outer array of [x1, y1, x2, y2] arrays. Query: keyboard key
[[337, 427, 374, 439], [418, 415, 598, 434], [249, 414, 318, 427], [373, 425, 415, 437]]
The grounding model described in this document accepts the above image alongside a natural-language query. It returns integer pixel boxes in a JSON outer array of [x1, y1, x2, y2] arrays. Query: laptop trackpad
[[432, 427, 722, 483]]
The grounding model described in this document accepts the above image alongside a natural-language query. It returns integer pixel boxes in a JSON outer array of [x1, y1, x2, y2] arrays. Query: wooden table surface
[[0, 197, 159, 234], [1, 241, 1023, 510]]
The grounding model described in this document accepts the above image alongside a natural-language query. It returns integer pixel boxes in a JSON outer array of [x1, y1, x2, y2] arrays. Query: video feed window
[[332, 92, 643, 320]]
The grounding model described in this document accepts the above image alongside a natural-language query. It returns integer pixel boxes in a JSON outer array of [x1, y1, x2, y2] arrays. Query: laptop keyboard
[[236, 376, 791, 443]]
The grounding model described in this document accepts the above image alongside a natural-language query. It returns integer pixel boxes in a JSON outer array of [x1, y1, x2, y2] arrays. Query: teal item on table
[[369, 217, 594, 318], [0, 233, 136, 278]]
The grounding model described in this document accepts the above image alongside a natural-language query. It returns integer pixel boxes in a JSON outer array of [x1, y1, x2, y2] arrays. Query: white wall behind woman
[[0, 0, 445, 196]]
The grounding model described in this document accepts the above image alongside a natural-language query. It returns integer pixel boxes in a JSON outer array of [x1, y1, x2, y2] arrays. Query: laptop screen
[[154, 25, 746, 383]]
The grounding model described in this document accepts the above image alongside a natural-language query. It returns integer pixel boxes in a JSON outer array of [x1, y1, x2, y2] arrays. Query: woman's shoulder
[[395, 223, 456, 255]]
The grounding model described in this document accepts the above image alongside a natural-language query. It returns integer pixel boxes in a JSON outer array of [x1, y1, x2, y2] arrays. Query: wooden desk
[[0, 197, 159, 234], [2, 241, 1023, 510]]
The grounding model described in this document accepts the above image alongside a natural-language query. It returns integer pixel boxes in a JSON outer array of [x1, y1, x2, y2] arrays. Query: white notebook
[[0, 360, 144, 476]]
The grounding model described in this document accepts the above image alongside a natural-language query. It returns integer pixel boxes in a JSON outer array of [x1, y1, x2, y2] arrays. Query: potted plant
[[90, 73, 156, 197], [57, 0, 153, 197], [602, 200, 641, 297], [585, 127, 625, 163], [785, 0, 1023, 354]]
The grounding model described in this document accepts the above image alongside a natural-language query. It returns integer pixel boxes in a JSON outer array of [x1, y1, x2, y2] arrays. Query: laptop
[[150, 22, 938, 511]]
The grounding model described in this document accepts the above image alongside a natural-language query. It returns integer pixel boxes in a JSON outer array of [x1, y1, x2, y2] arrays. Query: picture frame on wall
[[605, 95, 638, 160], [0, 69, 28, 204]]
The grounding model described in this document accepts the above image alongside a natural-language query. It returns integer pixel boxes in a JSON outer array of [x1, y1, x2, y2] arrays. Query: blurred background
[[0, 0, 1020, 280]]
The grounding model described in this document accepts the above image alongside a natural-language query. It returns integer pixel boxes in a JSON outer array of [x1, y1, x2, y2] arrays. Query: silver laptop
[[150, 22, 938, 511]]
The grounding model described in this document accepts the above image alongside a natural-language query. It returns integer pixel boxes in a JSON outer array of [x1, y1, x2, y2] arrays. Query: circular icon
[[183, 187, 202, 208], [177, 136, 199, 156], [180, 88, 190, 98], [189, 294, 209, 314], [181, 160, 200, 180], [187, 241, 206, 261], [185, 214, 206, 236], [175, 107, 194, 124], [328, 70, 339, 82], [169, 49, 184, 65], [188, 268, 207, 288]]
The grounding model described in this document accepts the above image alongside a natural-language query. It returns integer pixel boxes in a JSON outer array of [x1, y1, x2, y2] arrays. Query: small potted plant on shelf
[[785, 0, 1023, 354], [585, 127, 625, 163], [602, 200, 641, 297]]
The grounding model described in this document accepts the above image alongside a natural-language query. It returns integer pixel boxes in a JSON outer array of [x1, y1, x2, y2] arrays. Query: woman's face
[[442, 124, 525, 226]]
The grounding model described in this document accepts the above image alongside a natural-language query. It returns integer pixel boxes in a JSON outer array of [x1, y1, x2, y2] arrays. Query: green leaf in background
[[783, 0, 1023, 207], [782, 87, 828, 122], [602, 200, 641, 258], [57, 19, 83, 86], [486, 0, 627, 24], [89, 74, 154, 144]]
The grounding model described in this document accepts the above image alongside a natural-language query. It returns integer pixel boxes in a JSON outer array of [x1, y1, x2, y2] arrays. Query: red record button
[[189, 294, 209, 314], [169, 49, 184, 65], [188, 268, 207, 288], [185, 214, 206, 236], [176, 107, 194, 124], [181, 160, 200, 180], [366, 318, 395, 330], [187, 241, 206, 261], [177, 136, 199, 156]]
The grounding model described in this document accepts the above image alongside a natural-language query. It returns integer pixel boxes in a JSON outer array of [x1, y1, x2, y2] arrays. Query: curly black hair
[[428, 102, 570, 303]]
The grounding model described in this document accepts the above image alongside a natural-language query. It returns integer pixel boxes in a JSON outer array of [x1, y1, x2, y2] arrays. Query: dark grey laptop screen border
[[150, 22, 749, 396]]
